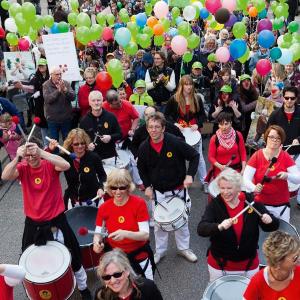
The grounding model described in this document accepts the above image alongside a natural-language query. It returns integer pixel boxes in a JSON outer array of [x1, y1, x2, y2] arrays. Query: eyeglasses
[[72, 142, 86, 146], [148, 125, 162, 130], [110, 186, 128, 190], [284, 96, 296, 101], [267, 135, 281, 142], [24, 154, 38, 159], [101, 271, 123, 281]]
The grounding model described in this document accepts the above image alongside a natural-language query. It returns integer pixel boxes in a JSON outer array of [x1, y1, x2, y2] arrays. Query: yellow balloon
[[190, 0, 197, 2], [215, 23, 224, 30], [131, 15, 136, 22]]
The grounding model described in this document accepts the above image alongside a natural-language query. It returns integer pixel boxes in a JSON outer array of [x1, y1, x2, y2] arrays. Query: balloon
[[200, 8, 210, 19], [215, 8, 230, 24], [4, 18, 17, 33], [115, 27, 131, 47], [6, 33, 18, 45], [232, 22, 246, 38], [8, 3, 21, 17], [28, 28, 37, 41], [258, 30, 275, 48], [124, 41, 138, 55], [253, 0, 265, 12], [145, 3, 153, 16], [154, 1, 169, 19], [90, 24, 103, 41], [258, 8, 267, 19], [277, 48, 293, 65], [119, 12, 129, 23], [183, 6, 196, 21], [257, 18, 272, 32], [216, 46, 230, 62], [270, 47, 282, 60], [171, 7, 180, 18], [1, 0, 9, 10], [127, 22, 138, 37], [229, 39, 247, 59], [136, 13, 147, 27], [50, 22, 59, 34], [272, 17, 284, 30], [290, 43, 300, 62], [168, 27, 178, 37], [192, 2, 202, 18], [154, 35, 164, 46], [77, 12, 91, 27], [96, 72, 112, 91], [160, 18, 170, 32], [283, 33, 292, 43], [187, 33, 200, 49], [288, 21, 299, 33], [248, 6, 258, 17], [238, 47, 250, 63], [32, 15, 44, 30], [0, 27, 5, 38], [177, 21, 191, 38], [106, 13, 115, 26], [153, 23, 164, 35], [70, 0, 79, 11], [171, 35, 188, 55], [22, 2, 36, 20], [221, 0, 236, 12], [102, 27, 114, 41], [76, 26, 90, 44], [18, 38, 30, 51], [147, 16, 158, 28], [143, 26, 153, 37], [256, 59, 271, 76], [225, 14, 237, 27], [205, 0, 221, 14], [175, 16, 184, 25], [96, 13, 106, 26], [107, 59, 123, 75], [137, 33, 151, 48], [183, 51, 193, 63], [43, 15, 54, 28], [57, 21, 69, 33], [215, 22, 225, 30], [68, 12, 77, 26]]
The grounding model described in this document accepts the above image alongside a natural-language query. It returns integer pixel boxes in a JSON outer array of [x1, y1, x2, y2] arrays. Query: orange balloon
[[153, 23, 164, 35], [248, 6, 258, 17], [147, 16, 158, 28]]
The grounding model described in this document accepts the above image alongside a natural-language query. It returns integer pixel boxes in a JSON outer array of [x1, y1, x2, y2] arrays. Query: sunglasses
[[72, 142, 86, 146], [284, 96, 296, 101], [292, 255, 299, 263], [101, 271, 123, 281], [110, 186, 128, 190]]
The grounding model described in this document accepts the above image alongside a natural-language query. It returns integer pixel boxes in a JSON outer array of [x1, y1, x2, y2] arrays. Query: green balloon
[[171, 7, 180, 18], [272, 17, 284, 30], [6, 32, 18, 45], [145, 3, 152, 16], [106, 13, 115, 27], [68, 12, 77, 26], [238, 47, 250, 63], [280, 41, 291, 49], [16, 17, 30, 35], [187, 33, 200, 49], [119, 8, 127, 15], [77, 12, 91, 27], [32, 15, 44, 30], [9, 3, 21, 17], [292, 33, 300, 43], [22, 2, 36, 20], [70, 0, 79, 11], [76, 26, 90, 45], [90, 24, 103, 41], [283, 33, 293, 43], [290, 43, 300, 61], [125, 41, 138, 55], [96, 13, 106, 26], [107, 58, 123, 76], [192, 3, 200, 19], [253, 0, 265, 13], [136, 33, 151, 49], [143, 26, 153, 37], [236, 0, 247, 10], [154, 35, 164, 46], [1, 0, 9, 11], [151, 0, 158, 5], [178, 21, 191, 38], [160, 18, 170, 32], [112, 73, 124, 88], [127, 22, 138, 37], [210, 21, 217, 29], [58, 21, 69, 33], [43, 15, 54, 28], [288, 21, 299, 33], [14, 12, 24, 27], [274, 5, 284, 18], [270, 1, 277, 12], [233, 22, 246, 39], [28, 27, 38, 41], [120, 13, 129, 23], [183, 51, 193, 63]]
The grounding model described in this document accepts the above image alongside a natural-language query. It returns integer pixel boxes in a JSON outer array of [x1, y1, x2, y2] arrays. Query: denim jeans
[[47, 120, 71, 141]]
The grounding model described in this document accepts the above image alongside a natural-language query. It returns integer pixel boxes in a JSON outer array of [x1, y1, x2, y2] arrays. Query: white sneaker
[[154, 252, 166, 264], [178, 249, 198, 263]]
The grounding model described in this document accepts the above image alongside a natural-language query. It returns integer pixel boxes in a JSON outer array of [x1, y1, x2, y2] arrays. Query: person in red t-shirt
[[198, 168, 279, 282], [243, 125, 300, 222], [244, 230, 300, 300], [93, 168, 154, 280]]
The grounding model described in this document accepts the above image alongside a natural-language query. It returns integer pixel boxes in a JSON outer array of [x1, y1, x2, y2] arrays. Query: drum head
[[19, 241, 71, 283], [65, 206, 98, 246], [102, 150, 130, 169], [104, 164, 117, 176], [182, 127, 201, 146], [202, 275, 250, 300], [154, 197, 185, 223], [258, 220, 300, 266]]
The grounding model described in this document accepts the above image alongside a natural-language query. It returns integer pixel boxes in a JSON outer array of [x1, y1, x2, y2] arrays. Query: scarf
[[216, 127, 236, 149]]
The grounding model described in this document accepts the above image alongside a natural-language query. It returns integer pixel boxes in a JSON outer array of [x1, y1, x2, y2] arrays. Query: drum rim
[[182, 127, 201, 146], [19, 241, 71, 283]]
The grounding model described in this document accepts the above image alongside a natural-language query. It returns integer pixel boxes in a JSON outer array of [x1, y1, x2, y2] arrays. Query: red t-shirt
[[178, 105, 197, 126], [150, 139, 163, 153], [244, 265, 300, 299], [285, 112, 293, 123], [17, 160, 65, 221], [0, 276, 13, 300], [95, 195, 149, 259], [102, 100, 139, 138], [247, 150, 295, 205]]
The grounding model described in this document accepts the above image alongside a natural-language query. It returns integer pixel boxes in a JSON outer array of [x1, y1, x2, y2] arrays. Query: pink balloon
[[221, 0, 236, 13], [171, 35, 188, 55], [205, 0, 222, 14], [257, 19, 272, 33], [154, 1, 169, 20], [256, 59, 271, 76], [18, 38, 30, 51], [216, 47, 230, 63]]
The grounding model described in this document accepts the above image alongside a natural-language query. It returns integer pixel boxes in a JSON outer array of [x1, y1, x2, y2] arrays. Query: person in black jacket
[[80, 90, 122, 160], [197, 168, 279, 282], [137, 112, 199, 264], [48, 128, 106, 209]]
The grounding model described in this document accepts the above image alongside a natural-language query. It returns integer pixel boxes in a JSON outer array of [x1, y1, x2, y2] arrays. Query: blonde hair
[[0, 112, 12, 123], [84, 67, 97, 79], [63, 128, 91, 152]]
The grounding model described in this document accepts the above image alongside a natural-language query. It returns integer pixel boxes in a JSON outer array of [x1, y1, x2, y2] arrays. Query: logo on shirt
[[84, 167, 90, 173], [35, 178, 42, 185], [278, 297, 286, 300], [39, 290, 52, 299], [167, 152, 173, 158], [104, 122, 109, 128], [232, 218, 238, 224], [118, 216, 125, 223], [270, 165, 275, 171], [248, 208, 253, 214]]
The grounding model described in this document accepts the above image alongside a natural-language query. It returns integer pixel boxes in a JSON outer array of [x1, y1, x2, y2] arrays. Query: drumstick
[[45, 136, 76, 159], [156, 201, 168, 210], [225, 154, 236, 167], [11, 116, 27, 140], [261, 157, 277, 185], [27, 117, 41, 142], [78, 226, 108, 238], [85, 195, 104, 206], [245, 200, 263, 218], [231, 201, 255, 221]]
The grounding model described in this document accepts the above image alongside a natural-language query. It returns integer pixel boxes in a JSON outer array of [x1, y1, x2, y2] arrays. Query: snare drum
[[182, 127, 201, 147], [202, 275, 250, 300], [258, 219, 300, 267], [102, 149, 130, 170], [153, 197, 188, 232], [65, 206, 102, 270], [19, 241, 75, 300]]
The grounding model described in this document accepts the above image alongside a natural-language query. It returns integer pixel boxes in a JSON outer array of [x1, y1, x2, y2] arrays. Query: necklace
[[269, 267, 292, 282]]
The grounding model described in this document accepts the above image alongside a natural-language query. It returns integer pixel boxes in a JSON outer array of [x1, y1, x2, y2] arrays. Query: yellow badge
[[84, 167, 90, 173], [167, 152, 173, 158], [270, 165, 275, 171], [248, 208, 253, 214], [39, 290, 52, 300], [232, 218, 238, 224], [278, 297, 286, 300], [35, 178, 42, 185], [118, 216, 125, 223], [104, 122, 109, 128]]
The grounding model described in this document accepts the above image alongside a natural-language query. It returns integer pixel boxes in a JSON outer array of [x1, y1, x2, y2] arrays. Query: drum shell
[[81, 245, 102, 270]]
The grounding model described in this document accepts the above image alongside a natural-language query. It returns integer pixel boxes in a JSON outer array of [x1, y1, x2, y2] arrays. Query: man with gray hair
[[43, 66, 75, 141]]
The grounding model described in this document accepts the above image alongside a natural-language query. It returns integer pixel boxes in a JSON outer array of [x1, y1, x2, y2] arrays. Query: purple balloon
[[225, 14, 237, 28], [257, 19, 272, 33]]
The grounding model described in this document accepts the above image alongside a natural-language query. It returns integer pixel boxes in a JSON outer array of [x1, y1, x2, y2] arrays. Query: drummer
[[93, 169, 155, 280], [243, 230, 300, 299], [165, 75, 207, 185], [48, 128, 107, 209], [243, 125, 300, 222], [80, 90, 122, 160], [1, 142, 92, 299], [197, 168, 279, 282]]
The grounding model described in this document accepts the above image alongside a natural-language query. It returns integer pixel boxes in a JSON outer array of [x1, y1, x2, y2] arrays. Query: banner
[[42, 32, 81, 82]]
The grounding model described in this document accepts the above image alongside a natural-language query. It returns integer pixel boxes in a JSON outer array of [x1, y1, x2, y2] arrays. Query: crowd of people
[[0, 0, 300, 299]]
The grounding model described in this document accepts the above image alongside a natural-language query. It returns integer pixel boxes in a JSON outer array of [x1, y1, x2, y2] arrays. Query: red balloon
[[256, 59, 271, 76], [102, 27, 114, 41], [18, 38, 30, 51], [205, 0, 222, 14], [96, 72, 113, 91], [0, 27, 5, 39]]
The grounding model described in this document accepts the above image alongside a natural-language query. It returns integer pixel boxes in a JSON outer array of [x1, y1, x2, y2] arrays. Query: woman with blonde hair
[[94, 249, 163, 300], [93, 169, 155, 279], [48, 128, 106, 209]]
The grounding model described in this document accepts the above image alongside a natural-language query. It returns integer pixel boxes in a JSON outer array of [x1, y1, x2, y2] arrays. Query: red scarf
[[216, 127, 236, 149]]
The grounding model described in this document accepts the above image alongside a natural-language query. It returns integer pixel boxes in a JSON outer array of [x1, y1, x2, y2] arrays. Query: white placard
[[42, 32, 81, 82]]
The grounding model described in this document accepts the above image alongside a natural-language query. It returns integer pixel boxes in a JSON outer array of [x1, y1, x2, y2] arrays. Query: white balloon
[[4, 18, 17, 33], [276, 35, 284, 47], [183, 6, 196, 22], [277, 48, 293, 65], [192, 1, 203, 10]]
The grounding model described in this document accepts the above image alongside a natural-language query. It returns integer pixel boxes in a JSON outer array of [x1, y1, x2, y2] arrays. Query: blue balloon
[[50, 22, 59, 34], [258, 9, 267, 19], [229, 39, 247, 59], [200, 8, 209, 19], [258, 30, 275, 48], [225, 14, 237, 27], [168, 27, 178, 37], [175, 16, 183, 25], [135, 13, 147, 27], [115, 27, 131, 47], [270, 47, 282, 60]]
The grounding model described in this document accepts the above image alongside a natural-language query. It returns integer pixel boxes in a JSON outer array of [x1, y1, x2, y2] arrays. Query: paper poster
[[42, 32, 81, 82], [3, 52, 35, 82]]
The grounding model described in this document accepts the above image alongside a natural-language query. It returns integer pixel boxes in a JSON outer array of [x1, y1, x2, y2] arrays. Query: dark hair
[[153, 51, 166, 64], [218, 68, 231, 77], [283, 86, 298, 98], [106, 90, 119, 103], [146, 111, 166, 128], [216, 112, 233, 124], [263, 125, 286, 144]]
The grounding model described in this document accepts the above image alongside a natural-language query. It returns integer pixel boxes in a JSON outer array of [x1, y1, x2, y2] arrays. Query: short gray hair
[[49, 66, 61, 75], [88, 90, 103, 102], [216, 168, 243, 191], [106, 89, 119, 103]]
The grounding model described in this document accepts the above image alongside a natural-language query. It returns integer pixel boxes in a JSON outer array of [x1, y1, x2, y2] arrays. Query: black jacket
[[267, 105, 300, 145], [80, 110, 122, 159], [137, 133, 199, 192], [62, 151, 106, 202], [197, 192, 279, 263]]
